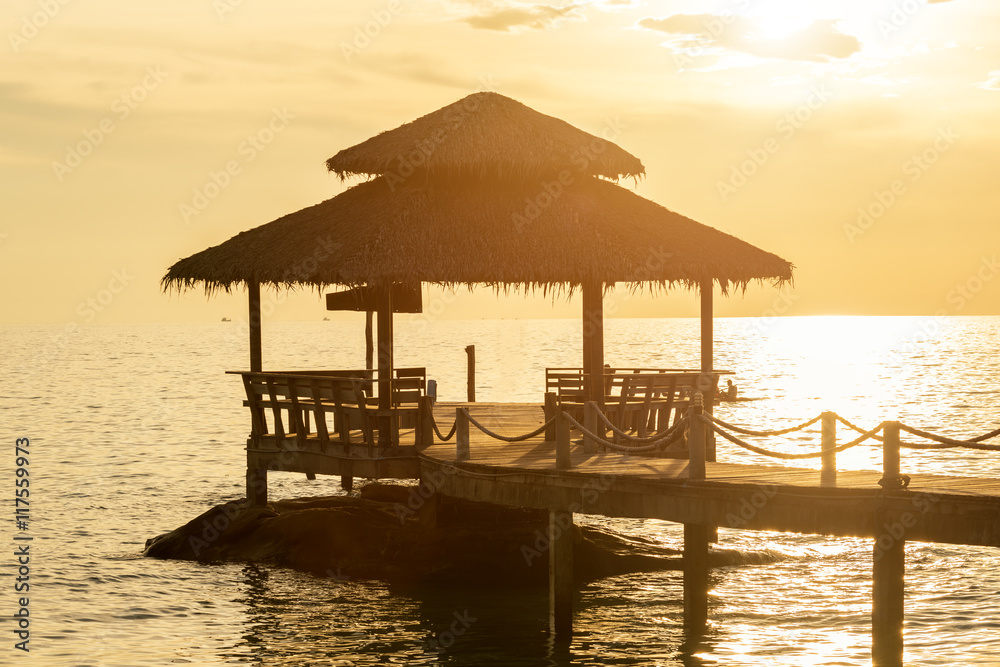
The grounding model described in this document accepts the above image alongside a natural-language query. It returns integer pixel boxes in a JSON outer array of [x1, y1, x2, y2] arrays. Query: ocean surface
[[3, 315, 1000, 666]]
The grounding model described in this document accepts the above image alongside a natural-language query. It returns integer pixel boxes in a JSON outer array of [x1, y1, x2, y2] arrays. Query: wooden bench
[[545, 367, 721, 438], [232, 370, 426, 452]]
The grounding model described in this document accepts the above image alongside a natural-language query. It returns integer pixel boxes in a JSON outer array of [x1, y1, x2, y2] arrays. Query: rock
[[144, 483, 779, 585]]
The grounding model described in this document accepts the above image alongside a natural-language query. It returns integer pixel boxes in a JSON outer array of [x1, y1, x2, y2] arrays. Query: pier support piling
[[872, 531, 905, 666], [549, 509, 574, 639], [683, 523, 710, 636], [821, 411, 837, 486], [247, 466, 267, 506]]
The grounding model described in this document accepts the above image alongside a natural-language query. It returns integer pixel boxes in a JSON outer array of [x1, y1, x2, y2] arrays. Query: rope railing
[[562, 411, 688, 454], [460, 408, 555, 443], [586, 400, 689, 444], [705, 413, 824, 438], [702, 415, 883, 460], [433, 394, 1000, 483]]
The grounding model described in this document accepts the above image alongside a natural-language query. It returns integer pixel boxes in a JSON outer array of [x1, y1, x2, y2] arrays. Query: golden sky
[[3, 0, 999, 324]]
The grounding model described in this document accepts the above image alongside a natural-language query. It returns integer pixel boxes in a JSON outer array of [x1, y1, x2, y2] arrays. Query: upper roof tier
[[325, 92, 645, 183]]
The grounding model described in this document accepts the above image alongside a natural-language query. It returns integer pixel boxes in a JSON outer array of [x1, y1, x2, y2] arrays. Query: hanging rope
[[586, 401, 689, 444], [701, 415, 884, 460], [703, 412, 823, 437], [898, 423, 1000, 451], [460, 408, 555, 443], [561, 411, 688, 453], [430, 411, 457, 442]]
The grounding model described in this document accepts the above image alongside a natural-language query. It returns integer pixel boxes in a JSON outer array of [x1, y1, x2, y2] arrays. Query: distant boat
[[221, 317, 231, 322], [323, 317, 330, 321]]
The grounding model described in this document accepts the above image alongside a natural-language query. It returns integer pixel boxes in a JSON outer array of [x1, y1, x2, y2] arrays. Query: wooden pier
[[241, 391, 1000, 667]]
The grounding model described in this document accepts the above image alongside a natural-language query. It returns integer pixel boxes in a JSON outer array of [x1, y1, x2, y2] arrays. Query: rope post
[[821, 411, 837, 486], [465, 345, 476, 403], [583, 401, 599, 454], [880, 421, 903, 489], [544, 392, 558, 441], [688, 392, 706, 481], [417, 395, 434, 450], [456, 408, 470, 462], [556, 410, 572, 470]]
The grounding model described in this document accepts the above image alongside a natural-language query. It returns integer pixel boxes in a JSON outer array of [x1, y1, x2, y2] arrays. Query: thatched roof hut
[[325, 92, 645, 184], [162, 175, 791, 294], [163, 91, 793, 412]]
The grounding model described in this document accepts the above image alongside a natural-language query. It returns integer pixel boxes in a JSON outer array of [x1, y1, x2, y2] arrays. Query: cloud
[[462, 3, 584, 32], [639, 14, 861, 62], [977, 70, 1000, 91]]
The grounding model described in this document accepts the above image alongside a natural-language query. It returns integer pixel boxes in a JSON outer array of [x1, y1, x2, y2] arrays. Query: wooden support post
[[418, 482, 439, 531], [556, 410, 572, 470], [548, 508, 574, 639], [583, 401, 599, 454], [365, 310, 374, 373], [582, 280, 605, 404], [247, 466, 267, 506], [688, 393, 706, 481], [821, 411, 837, 486], [417, 395, 434, 450], [376, 288, 394, 447], [880, 422, 903, 489], [465, 345, 476, 402], [683, 522, 710, 637], [544, 392, 557, 441], [699, 278, 715, 462], [456, 408, 470, 461], [340, 459, 353, 492], [248, 281, 262, 372], [872, 528, 905, 666]]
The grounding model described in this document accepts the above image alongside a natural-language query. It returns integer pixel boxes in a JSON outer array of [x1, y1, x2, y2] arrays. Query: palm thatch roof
[[162, 176, 792, 295], [325, 92, 645, 183]]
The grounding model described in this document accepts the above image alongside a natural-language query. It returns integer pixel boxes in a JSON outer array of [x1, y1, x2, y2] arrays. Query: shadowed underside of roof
[[162, 176, 793, 296]]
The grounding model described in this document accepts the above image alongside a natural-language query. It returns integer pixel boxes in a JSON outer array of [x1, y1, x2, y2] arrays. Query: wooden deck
[[417, 402, 1000, 548], [248, 401, 1000, 548]]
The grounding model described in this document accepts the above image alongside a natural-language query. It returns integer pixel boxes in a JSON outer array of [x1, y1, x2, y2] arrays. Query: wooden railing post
[[688, 392, 705, 481], [583, 401, 599, 454], [417, 395, 434, 450], [821, 411, 837, 486], [544, 392, 558, 441], [880, 421, 903, 489], [456, 407, 470, 461], [556, 410, 572, 470], [465, 345, 476, 403]]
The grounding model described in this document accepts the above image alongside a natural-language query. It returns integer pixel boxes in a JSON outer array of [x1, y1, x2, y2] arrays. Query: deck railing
[[230, 369, 428, 452]]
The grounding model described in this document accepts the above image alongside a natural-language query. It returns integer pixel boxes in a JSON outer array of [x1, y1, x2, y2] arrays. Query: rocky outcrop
[[144, 483, 775, 585]]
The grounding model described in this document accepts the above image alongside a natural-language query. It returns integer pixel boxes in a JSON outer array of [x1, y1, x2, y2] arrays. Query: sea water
[[2, 316, 1000, 666]]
